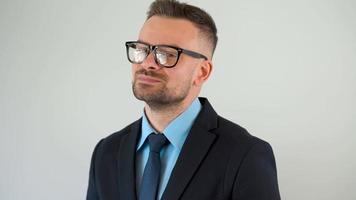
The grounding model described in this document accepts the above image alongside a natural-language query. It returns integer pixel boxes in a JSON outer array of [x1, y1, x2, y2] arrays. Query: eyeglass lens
[[127, 42, 179, 67]]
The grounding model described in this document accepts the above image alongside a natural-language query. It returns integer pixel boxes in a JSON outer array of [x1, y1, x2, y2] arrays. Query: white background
[[1, 0, 355, 199]]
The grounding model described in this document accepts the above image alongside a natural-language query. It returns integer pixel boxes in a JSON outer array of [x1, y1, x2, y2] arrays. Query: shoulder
[[218, 117, 280, 198], [214, 115, 268, 147], [213, 116, 279, 197], [212, 115, 275, 166]]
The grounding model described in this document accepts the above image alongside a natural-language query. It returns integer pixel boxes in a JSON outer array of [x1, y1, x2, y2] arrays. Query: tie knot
[[148, 133, 167, 153]]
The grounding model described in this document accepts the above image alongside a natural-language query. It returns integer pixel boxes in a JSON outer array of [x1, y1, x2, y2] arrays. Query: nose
[[140, 51, 160, 70]]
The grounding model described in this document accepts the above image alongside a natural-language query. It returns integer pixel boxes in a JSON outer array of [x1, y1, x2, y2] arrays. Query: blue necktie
[[139, 133, 167, 200]]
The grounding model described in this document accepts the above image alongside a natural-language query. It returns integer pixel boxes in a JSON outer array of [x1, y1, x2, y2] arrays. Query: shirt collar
[[137, 98, 202, 151]]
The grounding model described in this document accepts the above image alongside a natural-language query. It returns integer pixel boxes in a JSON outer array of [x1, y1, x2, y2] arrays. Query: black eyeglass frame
[[125, 41, 208, 68]]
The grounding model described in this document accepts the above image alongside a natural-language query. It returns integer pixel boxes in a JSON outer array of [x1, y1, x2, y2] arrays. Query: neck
[[144, 97, 197, 133]]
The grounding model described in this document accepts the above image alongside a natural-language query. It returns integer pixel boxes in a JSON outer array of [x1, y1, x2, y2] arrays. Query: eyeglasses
[[125, 41, 208, 68]]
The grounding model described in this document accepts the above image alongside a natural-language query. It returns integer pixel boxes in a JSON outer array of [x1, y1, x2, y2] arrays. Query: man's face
[[131, 16, 206, 108]]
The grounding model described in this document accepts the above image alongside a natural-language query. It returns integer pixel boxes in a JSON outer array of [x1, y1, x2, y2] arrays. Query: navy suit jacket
[[86, 98, 281, 200]]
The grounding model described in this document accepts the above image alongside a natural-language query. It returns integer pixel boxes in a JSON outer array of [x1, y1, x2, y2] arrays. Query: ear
[[193, 60, 213, 86]]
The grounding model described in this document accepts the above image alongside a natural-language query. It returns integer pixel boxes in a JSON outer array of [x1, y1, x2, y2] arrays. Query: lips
[[136, 74, 162, 84]]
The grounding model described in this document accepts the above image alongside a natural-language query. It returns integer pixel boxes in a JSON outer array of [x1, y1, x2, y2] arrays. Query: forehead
[[138, 16, 200, 48]]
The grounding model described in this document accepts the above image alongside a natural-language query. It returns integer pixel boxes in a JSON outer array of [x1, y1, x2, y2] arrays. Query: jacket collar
[[161, 97, 218, 200], [117, 97, 218, 200]]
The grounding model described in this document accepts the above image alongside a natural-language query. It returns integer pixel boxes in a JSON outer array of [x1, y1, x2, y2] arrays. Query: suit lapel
[[161, 98, 218, 200], [117, 119, 141, 200]]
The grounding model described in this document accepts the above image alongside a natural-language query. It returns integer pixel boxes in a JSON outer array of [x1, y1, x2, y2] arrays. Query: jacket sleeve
[[232, 140, 281, 200], [86, 139, 103, 200]]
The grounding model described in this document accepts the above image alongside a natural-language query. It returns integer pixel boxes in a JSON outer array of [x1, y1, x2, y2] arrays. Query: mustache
[[135, 69, 167, 81]]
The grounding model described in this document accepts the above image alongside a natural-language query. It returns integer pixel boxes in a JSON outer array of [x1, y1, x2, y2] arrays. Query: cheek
[[178, 58, 200, 80], [131, 64, 137, 72], [167, 67, 196, 87], [131, 64, 139, 78], [191, 67, 200, 79]]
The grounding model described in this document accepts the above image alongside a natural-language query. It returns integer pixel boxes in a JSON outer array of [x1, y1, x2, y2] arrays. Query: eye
[[156, 51, 169, 64], [128, 43, 149, 63], [133, 49, 147, 61]]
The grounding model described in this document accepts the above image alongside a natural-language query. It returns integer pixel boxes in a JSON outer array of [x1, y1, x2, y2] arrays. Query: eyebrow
[[137, 39, 181, 48]]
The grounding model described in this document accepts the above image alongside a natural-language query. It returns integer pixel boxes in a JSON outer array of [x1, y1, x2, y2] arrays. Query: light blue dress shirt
[[136, 98, 202, 199]]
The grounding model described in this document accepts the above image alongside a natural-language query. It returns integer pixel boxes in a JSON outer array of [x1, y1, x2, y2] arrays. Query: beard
[[132, 69, 192, 109]]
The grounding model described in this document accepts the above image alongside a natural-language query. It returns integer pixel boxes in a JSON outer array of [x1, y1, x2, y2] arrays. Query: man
[[86, 0, 281, 199]]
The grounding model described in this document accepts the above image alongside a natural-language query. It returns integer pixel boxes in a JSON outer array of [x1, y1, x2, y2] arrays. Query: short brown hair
[[147, 0, 218, 56]]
